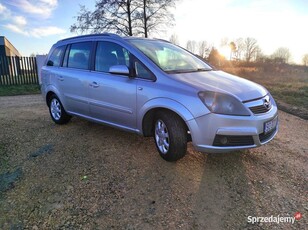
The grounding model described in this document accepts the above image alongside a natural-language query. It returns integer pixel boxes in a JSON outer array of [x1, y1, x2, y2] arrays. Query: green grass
[[246, 74, 307, 109], [0, 84, 40, 96], [269, 85, 308, 108], [0, 143, 8, 174]]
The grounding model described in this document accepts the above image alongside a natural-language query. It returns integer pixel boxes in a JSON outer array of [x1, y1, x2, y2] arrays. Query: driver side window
[[95, 42, 129, 72], [95, 41, 155, 80]]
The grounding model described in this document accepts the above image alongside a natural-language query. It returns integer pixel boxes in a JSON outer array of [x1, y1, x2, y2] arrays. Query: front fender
[[137, 97, 195, 133]]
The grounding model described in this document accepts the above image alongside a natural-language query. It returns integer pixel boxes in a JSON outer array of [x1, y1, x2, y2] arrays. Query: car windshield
[[128, 39, 212, 73]]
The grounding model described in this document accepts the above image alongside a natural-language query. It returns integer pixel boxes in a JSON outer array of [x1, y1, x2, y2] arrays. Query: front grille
[[259, 127, 277, 143], [249, 104, 271, 114], [213, 135, 254, 147]]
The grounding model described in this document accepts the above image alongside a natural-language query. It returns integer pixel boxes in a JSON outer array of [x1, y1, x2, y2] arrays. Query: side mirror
[[109, 65, 130, 76], [47, 60, 54, 66]]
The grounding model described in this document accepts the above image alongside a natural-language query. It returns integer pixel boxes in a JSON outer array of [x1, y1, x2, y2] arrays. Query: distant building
[[0, 36, 21, 57], [0, 36, 22, 77]]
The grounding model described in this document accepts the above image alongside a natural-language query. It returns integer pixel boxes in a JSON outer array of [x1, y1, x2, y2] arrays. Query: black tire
[[153, 111, 187, 161], [48, 94, 71, 124]]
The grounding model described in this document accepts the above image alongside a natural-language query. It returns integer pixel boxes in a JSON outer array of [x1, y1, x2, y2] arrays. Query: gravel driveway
[[0, 95, 307, 229]]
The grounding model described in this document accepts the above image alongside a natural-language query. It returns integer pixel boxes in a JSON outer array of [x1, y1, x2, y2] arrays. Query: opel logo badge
[[263, 97, 271, 110]]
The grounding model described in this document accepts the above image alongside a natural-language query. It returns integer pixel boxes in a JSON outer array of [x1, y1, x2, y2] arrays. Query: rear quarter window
[[47, 46, 66, 67]]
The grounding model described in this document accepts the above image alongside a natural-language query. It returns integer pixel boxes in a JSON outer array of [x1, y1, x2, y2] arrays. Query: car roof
[[58, 33, 121, 42], [56, 33, 169, 45]]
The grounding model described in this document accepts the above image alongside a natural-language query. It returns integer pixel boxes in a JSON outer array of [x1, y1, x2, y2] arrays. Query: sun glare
[[219, 46, 231, 60]]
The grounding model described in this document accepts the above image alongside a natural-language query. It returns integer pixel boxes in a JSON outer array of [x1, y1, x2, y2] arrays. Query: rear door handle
[[57, 76, 64, 81], [90, 82, 99, 88]]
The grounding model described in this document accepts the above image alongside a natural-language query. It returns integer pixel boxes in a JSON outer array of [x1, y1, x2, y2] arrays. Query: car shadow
[[190, 151, 259, 229]]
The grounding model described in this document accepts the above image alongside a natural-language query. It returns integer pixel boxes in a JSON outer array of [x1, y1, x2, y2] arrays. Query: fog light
[[220, 137, 228, 145]]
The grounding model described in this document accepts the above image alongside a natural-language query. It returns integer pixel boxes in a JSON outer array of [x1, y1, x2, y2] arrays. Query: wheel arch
[[139, 98, 194, 137], [46, 91, 55, 106], [44, 85, 64, 107]]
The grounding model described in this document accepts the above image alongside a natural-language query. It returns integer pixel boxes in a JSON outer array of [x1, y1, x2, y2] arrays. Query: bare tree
[[302, 54, 308, 66], [169, 33, 179, 45], [220, 37, 229, 47], [243, 37, 259, 62], [71, 1, 138, 36], [186, 40, 197, 54], [70, 0, 177, 37], [198, 41, 211, 59], [233, 38, 245, 61], [136, 0, 177, 38], [229, 41, 236, 60], [252, 46, 263, 62], [271, 47, 291, 63], [70, 5, 96, 34]]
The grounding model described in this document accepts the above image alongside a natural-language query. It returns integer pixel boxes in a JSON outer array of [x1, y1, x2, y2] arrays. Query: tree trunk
[[127, 0, 133, 36], [143, 0, 148, 38]]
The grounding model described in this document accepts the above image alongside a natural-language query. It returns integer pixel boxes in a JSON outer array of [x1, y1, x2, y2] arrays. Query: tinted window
[[67, 42, 92, 69], [47, 46, 65, 67], [134, 61, 155, 80], [95, 41, 130, 72], [95, 41, 154, 80]]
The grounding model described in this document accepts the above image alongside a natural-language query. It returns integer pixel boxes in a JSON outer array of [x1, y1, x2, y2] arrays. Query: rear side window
[[67, 42, 92, 70], [47, 46, 65, 67]]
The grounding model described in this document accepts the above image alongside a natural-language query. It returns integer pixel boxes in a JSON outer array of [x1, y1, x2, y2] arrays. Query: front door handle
[[90, 82, 99, 88], [57, 76, 64, 81]]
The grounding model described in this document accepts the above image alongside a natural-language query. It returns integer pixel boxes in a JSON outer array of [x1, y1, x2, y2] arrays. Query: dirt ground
[[0, 95, 307, 230]]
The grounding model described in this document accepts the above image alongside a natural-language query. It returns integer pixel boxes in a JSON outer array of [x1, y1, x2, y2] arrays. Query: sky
[[0, 0, 307, 64]]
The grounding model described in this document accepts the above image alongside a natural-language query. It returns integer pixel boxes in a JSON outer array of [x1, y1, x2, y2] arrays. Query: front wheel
[[48, 95, 71, 124], [153, 111, 187, 161]]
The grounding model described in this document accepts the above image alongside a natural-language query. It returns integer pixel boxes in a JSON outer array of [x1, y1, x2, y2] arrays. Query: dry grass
[[223, 67, 308, 119]]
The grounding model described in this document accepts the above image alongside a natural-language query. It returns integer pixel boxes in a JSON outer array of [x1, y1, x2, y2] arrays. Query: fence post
[[0, 55, 41, 85], [0, 56, 4, 85]]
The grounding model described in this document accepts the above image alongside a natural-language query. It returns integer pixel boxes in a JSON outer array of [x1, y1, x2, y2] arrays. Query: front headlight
[[268, 92, 277, 107], [198, 91, 250, 116]]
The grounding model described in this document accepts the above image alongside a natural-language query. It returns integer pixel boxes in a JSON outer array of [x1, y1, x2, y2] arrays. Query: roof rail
[[155, 38, 171, 43], [59, 33, 123, 42]]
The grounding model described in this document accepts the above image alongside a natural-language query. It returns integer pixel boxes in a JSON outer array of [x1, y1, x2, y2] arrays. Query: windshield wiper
[[165, 69, 192, 74], [196, 68, 212, 72], [166, 68, 212, 74]]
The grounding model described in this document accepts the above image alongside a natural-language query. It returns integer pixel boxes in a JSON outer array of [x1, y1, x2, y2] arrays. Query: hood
[[169, 70, 267, 101]]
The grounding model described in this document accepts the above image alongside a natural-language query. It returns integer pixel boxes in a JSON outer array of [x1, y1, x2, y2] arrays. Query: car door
[[43, 45, 66, 103], [88, 41, 137, 130], [58, 42, 93, 116]]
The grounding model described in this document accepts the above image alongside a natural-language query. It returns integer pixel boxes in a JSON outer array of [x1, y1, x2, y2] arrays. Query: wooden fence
[[0, 56, 38, 85]]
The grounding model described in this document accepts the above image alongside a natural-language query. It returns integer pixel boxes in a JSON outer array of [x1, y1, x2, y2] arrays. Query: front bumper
[[187, 106, 278, 153]]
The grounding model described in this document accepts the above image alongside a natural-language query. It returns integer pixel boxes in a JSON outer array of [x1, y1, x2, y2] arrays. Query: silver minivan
[[41, 33, 278, 161]]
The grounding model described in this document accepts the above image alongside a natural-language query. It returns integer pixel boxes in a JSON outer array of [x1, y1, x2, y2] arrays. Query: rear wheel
[[48, 95, 71, 124], [153, 111, 187, 161]]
